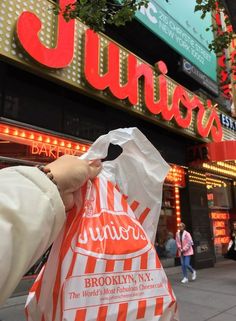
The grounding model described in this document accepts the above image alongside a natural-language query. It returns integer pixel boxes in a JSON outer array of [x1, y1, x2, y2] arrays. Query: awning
[[206, 140, 236, 162], [187, 140, 236, 180], [187, 140, 236, 167]]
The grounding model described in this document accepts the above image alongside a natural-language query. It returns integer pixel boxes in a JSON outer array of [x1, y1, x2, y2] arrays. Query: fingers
[[88, 159, 102, 179]]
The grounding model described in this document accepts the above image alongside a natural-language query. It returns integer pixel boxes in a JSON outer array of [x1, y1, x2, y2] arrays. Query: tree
[[194, 0, 234, 54], [52, 0, 149, 32], [52, 0, 234, 54]]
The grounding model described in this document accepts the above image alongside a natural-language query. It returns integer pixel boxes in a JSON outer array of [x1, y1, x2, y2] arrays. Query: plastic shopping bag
[[81, 127, 170, 243], [25, 128, 179, 321]]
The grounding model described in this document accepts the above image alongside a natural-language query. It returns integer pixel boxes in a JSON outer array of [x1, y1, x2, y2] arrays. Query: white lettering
[[78, 222, 146, 244], [140, 2, 158, 24]]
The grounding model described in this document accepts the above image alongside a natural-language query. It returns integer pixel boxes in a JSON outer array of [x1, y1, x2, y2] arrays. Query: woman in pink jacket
[[176, 222, 197, 283]]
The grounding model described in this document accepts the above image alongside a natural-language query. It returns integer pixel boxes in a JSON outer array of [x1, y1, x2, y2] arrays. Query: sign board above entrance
[[0, 0, 232, 143], [136, 0, 217, 81]]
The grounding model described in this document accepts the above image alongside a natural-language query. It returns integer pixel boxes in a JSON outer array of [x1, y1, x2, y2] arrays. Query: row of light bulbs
[[0, 125, 89, 153]]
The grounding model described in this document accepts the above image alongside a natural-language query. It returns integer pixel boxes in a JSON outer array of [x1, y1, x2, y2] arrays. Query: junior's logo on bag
[[74, 210, 151, 259]]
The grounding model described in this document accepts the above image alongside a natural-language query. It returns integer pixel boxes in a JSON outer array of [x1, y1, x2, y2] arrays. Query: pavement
[[0, 259, 235, 321], [166, 259, 236, 321]]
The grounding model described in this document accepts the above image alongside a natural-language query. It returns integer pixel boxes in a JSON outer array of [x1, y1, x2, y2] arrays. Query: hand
[[45, 155, 102, 211]]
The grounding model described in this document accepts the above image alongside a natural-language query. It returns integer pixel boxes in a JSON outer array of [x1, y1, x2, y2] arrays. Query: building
[[0, 0, 236, 281]]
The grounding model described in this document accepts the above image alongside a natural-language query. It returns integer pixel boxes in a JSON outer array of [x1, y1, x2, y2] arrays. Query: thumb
[[88, 160, 102, 179]]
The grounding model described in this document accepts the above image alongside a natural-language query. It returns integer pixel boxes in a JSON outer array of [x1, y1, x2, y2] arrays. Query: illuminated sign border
[[0, 123, 90, 159]]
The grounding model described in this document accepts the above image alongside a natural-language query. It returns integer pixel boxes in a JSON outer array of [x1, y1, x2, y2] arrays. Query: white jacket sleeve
[[0, 166, 66, 304]]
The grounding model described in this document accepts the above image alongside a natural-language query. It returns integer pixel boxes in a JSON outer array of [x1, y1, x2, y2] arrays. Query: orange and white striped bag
[[25, 128, 179, 321]]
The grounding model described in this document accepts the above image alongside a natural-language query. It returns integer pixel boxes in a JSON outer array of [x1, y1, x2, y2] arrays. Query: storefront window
[[207, 175, 232, 257], [206, 175, 232, 209], [155, 165, 185, 267], [155, 185, 177, 261]]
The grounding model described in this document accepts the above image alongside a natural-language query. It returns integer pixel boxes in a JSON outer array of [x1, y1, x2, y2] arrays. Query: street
[[0, 260, 235, 321]]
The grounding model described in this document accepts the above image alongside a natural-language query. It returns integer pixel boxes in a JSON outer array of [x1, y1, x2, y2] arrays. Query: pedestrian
[[176, 222, 196, 283], [225, 221, 236, 260], [0, 155, 101, 304], [165, 232, 177, 258]]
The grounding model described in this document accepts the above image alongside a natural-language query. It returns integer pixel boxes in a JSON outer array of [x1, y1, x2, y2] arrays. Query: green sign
[[136, 0, 217, 81]]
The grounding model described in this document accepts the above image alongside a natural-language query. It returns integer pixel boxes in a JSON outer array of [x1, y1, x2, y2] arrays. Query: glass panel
[[206, 175, 233, 209], [155, 186, 177, 266]]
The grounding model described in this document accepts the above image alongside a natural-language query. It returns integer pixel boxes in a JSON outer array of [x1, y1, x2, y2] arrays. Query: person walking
[[226, 221, 236, 260], [176, 222, 196, 283]]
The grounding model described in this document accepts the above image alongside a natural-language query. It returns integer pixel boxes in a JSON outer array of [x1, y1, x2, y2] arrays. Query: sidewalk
[[0, 260, 235, 321], [166, 259, 236, 321], [0, 295, 27, 321]]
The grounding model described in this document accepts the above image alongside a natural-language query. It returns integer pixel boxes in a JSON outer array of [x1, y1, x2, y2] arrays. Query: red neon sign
[[16, 0, 223, 142], [0, 123, 89, 158], [214, 237, 230, 244], [31, 142, 81, 158], [211, 212, 229, 220]]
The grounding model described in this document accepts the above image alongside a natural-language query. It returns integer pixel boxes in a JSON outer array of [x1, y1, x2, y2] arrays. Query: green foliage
[[194, 0, 236, 89], [194, 0, 235, 54], [53, 0, 149, 32]]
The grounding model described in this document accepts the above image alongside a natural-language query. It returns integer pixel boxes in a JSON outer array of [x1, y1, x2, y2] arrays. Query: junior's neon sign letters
[[16, 0, 223, 142]]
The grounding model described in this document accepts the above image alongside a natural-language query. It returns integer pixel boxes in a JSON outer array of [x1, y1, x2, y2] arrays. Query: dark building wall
[[0, 62, 193, 165]]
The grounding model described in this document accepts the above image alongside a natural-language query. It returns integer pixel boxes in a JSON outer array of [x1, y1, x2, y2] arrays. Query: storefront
[[1, 0, 236, 279], [186, 140, 236, 267]]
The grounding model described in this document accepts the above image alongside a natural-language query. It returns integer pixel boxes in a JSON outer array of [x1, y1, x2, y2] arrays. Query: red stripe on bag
[[105, 260, 115, 272], [130, 200, 140, 211], [62, 202, 85, 259], [123, 258, 132, 271], [121, 194, 128, 213], [67, 251, 77, 277], [167, 281, 176, 308], [52, 263, 62, 321], [25, 307, 29, 320], [155, 251, 161, 268], [41, 315, 45, 321], [175, 302, 178, 313], [138, 208, 150, 225], [93, 178, 101, 212], [136, 300, 146, 319], [107, 181, 114, 211], [75, 309, 87, 321], [96, 305, 108, 321], [154, 297, 164, 316], [140, 252, 148, 270], [85, 256, 97, 273], [30, 278, 42, 302], [117, 303, 128, 321], [115, 184, 120, 192]]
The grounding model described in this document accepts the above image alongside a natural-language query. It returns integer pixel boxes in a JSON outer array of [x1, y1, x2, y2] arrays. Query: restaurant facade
[[0, 0, 236, 276]]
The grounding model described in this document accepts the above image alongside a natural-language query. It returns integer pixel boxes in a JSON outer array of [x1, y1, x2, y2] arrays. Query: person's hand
[[45, 155, 102, 211]]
